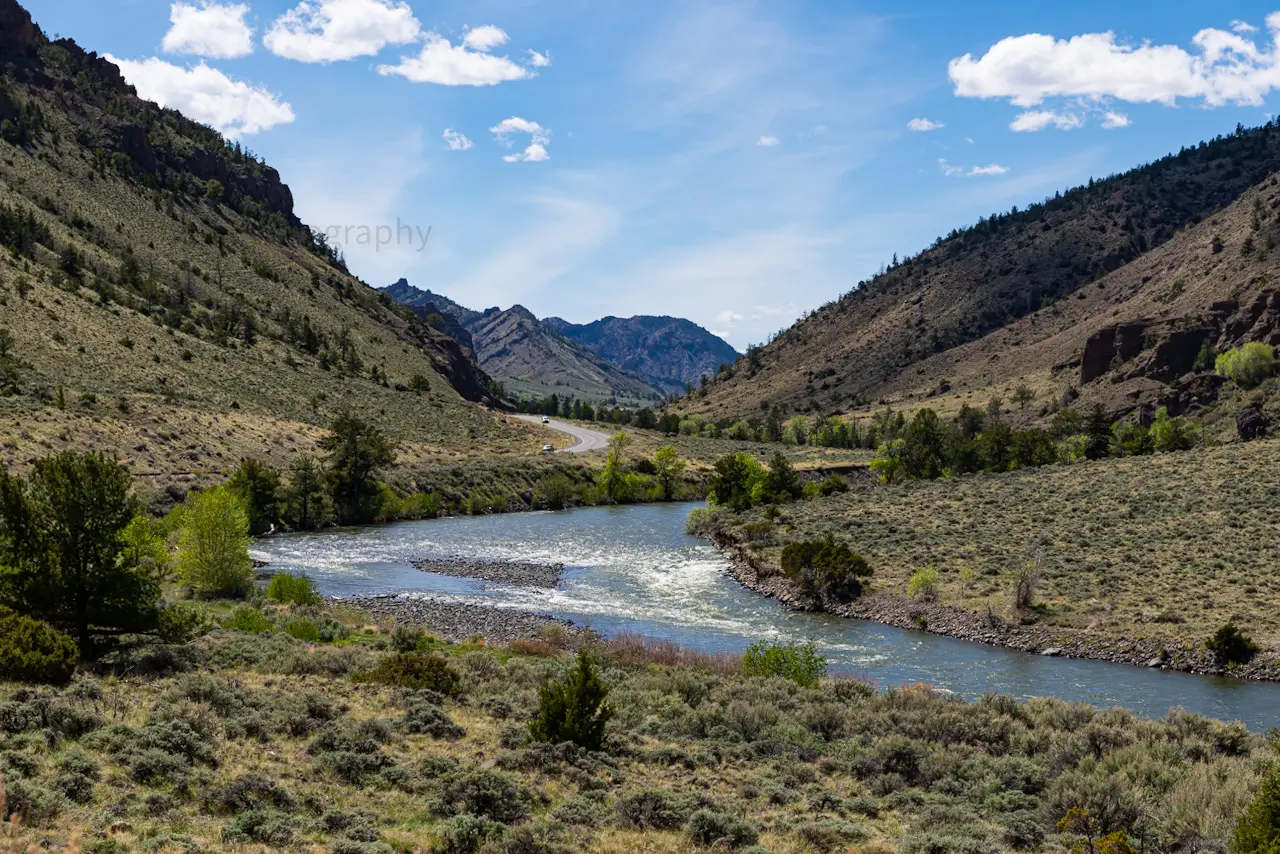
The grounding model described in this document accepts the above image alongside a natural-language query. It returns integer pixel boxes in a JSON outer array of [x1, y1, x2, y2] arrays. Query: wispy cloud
[[1009, 110, 1083, 132], [491, 117, 551, 162], [907, 117, 944, 132], [442, 128, 473, 151], [756, 135, 780, 147], [939, 158, 1008, 177]]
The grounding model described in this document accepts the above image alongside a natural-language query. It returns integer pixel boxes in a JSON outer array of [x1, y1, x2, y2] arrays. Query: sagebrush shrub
[[0, 606, 78, 685], [615, 787, 690, 830], [741, 639, 827, 688], [265, 572, 320, 606], [438, 769, 530, 823], [354, 652, 461, 695], [686, 809, 759, 849]]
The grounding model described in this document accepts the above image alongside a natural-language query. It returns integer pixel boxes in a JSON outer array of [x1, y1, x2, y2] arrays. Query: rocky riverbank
[[706, 532, 1280, 683], [410, 556, 564, 588], [340, 595, 582, 644]]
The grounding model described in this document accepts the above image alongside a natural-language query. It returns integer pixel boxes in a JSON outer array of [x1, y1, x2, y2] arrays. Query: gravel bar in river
[[410, 556, 565, 588], [343, 595, 582, 644]]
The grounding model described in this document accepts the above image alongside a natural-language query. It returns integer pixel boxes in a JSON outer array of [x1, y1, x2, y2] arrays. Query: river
[[251, 502, 1280, 731]]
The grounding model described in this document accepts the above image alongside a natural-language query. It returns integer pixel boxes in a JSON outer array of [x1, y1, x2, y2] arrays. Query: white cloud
[[526, 49, 551, 68], [491, 117, 551, 162], [265, 0, 420, 63], [939, 158, 1008, 177], [1009, 109, 1083, 132], [907, 117, 944, 132], [950, 15, 1280, 109], [756, 135, 780, 147], [378, 32, 535, 86], [716, 310, 744, 325], [462, 25, 509, 52], [1101, 110, 1131, 129], [1232, 20, 1259, 34], [442, 128, 473, 151], [162, 2, 254, 59], [107, 55, 295, 137]]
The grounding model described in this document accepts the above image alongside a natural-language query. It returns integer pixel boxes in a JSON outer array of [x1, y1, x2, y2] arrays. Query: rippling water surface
[[252, 502, 1280, 731]]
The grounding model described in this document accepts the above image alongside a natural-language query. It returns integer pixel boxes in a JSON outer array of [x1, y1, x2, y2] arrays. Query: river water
[[251, 502, 1280, 731]]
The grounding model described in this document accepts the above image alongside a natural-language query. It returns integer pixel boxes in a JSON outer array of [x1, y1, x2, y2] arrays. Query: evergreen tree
[[284, 455, 330, 530], [226, 458, 283, 535], [762, 451, 803, 503], [1233, 739, 1280, 854], [1084, 404, 1113, 461], [529, 650, 614, 751], [320, 411, 398, 525], [0, 452, 160, 654]]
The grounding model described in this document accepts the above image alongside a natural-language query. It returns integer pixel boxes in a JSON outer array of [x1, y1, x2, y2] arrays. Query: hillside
[[381, 280, 665, 405], [0, 0, 545, 496], [544, 314, 738, 394], [690, 123, 1280, 421]]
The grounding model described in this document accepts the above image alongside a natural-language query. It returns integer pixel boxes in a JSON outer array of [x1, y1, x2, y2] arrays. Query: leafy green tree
[[0, 452, 161, 653], [742, 639, 826, 688], [535, 474, 575, 511], [762, 451, 803, 503], [709, 452, 766, 512], [321, 411, 398, 525], [1011, 428, 1059, 468], [1217, 342, 1275, 389], [653, 446, 686, 500], [176, 487, 254, 599], [227, 458, 283, 535], [780, 536, 872, 603], [598, 431, 635, 503], [205, 179, 224, 204], [530, 650, 614, 751], [954, 404, 987, 439], [908, 566, 941, 601], [284, 454, 330, 530], [1151, 407, 1195, 452], [869, 439, 905, 484]]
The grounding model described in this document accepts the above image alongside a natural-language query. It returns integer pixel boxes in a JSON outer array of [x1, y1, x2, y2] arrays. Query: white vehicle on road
[[542, 444, 555, 453], [542, 416, 550, 424]]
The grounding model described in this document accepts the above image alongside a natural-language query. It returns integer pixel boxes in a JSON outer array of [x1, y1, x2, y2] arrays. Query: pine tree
[[529, 651, 614, 751]]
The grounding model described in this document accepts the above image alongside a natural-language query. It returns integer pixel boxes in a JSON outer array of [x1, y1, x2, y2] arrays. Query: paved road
[[514, 415, 612, 453]]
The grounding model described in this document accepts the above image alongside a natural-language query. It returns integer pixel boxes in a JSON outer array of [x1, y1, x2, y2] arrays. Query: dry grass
[[735, 436, 1280, 648]]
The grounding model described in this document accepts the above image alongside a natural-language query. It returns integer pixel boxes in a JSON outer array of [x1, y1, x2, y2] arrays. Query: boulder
[[1237, 403, 1268, 442]]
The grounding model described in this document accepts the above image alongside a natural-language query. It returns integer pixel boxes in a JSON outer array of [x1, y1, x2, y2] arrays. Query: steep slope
[[0, 0, 542, 493], [468, 306, 662, 405], [691, 123, 1280, 418], [543, 314, 739, 394]]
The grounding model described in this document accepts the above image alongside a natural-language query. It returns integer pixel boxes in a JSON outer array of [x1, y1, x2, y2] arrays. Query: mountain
[[467, 305, 662, 404], [542, 315, 739, 394], [689, 123, 1280, 421], [0, 0, 539, 492], [380, 281, 665, 405]]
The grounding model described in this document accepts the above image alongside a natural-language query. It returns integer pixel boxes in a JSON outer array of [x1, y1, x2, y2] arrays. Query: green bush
[[354, 652, 461, 696], [0, 606, 78, 684], [529, 651, 613, 751], [285, 619, 320, 642], [226, 605, 273, 634], [438, 769, 530, 823], [1216, 342, 1275, 388], [157, 601, 215, 643], [615, 787, 691, 830], [1233, 744, 1280, 854], [1206, 623, 1259, 666], [780, 537, 872, 603], [907, 566, 940, 601], [433, 814, 505, 854], [391, 624, 425, 653], [741, 639, 827, 688], [266, 572, 321, 606]]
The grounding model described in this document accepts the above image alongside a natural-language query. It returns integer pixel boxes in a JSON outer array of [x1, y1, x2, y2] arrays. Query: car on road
[[542, 416, 550, 424], [542, 444, 555, 453]]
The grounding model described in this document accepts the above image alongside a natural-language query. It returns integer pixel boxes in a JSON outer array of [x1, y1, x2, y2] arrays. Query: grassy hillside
[[689, 123, 1280, 422], [704, 434, 1280, 656], [0, 0, 553, 491], [0, 608, 1263, 853]]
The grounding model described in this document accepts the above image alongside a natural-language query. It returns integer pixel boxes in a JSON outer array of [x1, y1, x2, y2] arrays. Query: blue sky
[[24, 0, 1280, 347]]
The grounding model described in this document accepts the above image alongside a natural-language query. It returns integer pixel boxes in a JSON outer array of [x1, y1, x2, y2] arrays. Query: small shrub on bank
[[741, 639, 826, 688], [354, 652, 461, 696], [266, 572, 320, 606], [225, 605, 273, 634], [0, 606, 78, 685], [285, 618, 320, 642], [907, 566, 941, 602], [1206, 623, 1259, 666], [780, 537, 872, 603]]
